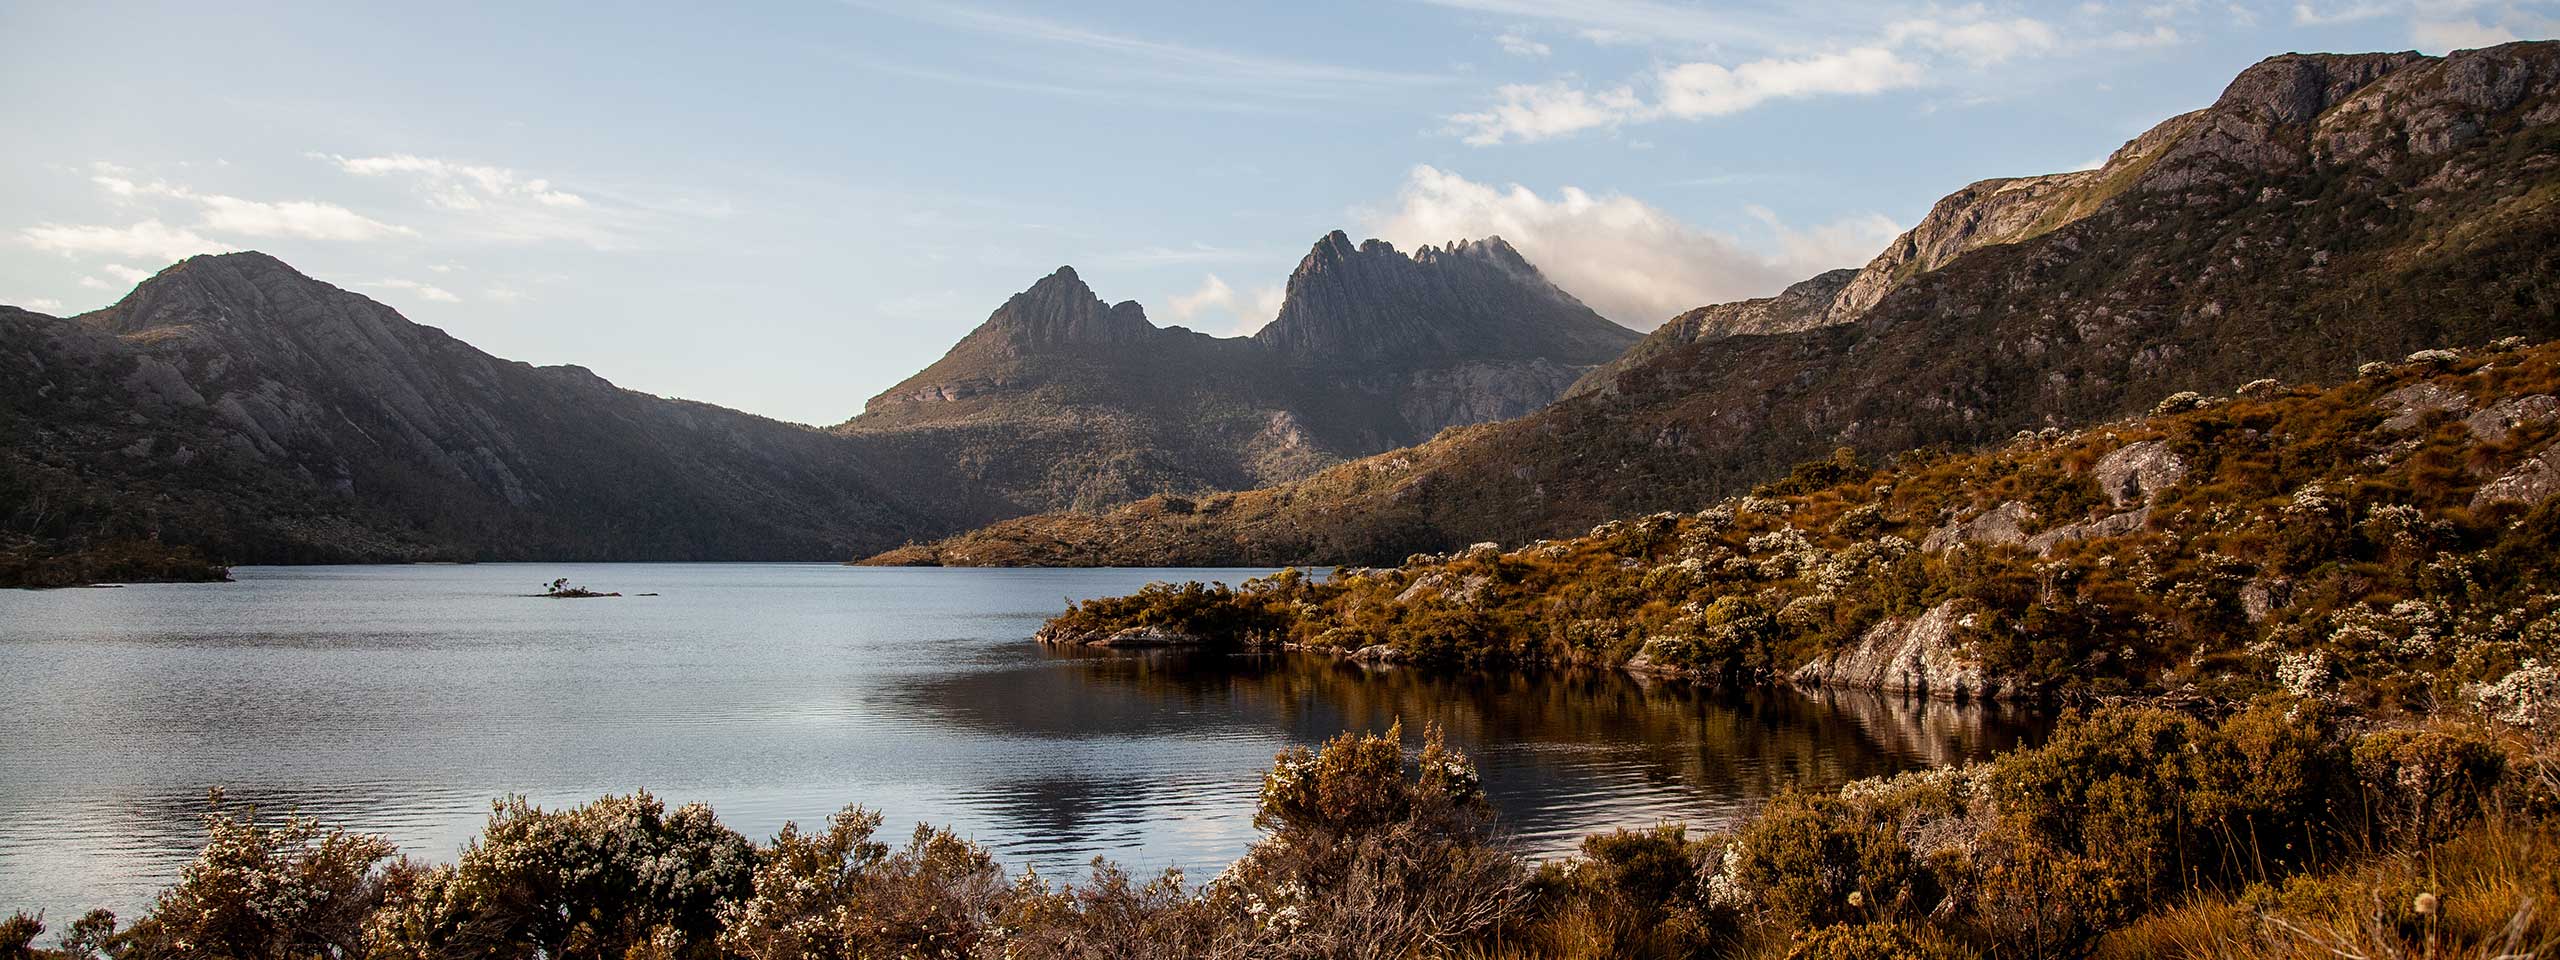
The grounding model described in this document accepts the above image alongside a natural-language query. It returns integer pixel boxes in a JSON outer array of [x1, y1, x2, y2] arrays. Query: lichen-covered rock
[[2092, 440, 2188, 508], [2474, 444, 2560, 509], [2376, 381, 2473, 432], [2026, 506, 2151, 555], [1920, 501, 2031, 553], [1790, 602, 2020, 701], [2465, 395, 2560, 443]]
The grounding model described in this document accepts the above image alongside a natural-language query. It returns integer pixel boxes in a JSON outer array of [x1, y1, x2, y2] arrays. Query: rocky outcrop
[[1254, 233, 1635, 368], [2377, 381, 2474, 431], [2466, 395, 2559, 442], [1791, 602, 2020, 701], [843, 230, 1641, 518], [2092, 440, 2188, 508], [2475, 443, 2560, 509], [1566, 269, 1854, 397], [1921, 501, 2032, 553], [2027, 506, 2151, 555], [1033, 622, 1209, 647]]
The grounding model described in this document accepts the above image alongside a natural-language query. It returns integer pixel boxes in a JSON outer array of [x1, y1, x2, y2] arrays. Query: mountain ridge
[[871, 41, 2560, 567]]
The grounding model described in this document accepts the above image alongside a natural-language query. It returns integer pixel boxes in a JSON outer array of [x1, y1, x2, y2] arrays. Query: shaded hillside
[[1045, 336, 2560, 706], [1, 254, 957, 567], [873, 43, 2560, 567], [837, 233, 1638, 514]]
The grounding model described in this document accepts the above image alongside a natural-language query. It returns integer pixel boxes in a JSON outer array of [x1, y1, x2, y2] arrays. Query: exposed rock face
[[1921, 501, 2032, 553], [2377, 382, 2474, 431], [1567, 269, 1854, 397], [2466, 395, 2559, 442], [2475, 443, 2560, 509], [1255, 233, 1633, 368], [1791, 602, 2019, 701], [2093, 440, 2189, 508], [842, 231, 1639, 516], [2028, 506, 2152, 555]]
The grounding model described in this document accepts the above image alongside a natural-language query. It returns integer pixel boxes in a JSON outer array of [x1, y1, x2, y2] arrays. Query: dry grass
[[2096, 813, 2560, 960]]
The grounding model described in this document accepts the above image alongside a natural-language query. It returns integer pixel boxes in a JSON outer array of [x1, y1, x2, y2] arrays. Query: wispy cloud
[[22, 219, 235, 262], [1415, 0, 1794, 48], [324, 153, 631, 248], [1494, 28, 1551, 58], [1451, 47, 1924, 144], [31, 165, 411, 258], [9, 296, 66, 312], [1432, 2, 2219, 144], [1366, 165, 1899, 327], [841, 1, 1446, 102], [1095, 242, 1274, 266]]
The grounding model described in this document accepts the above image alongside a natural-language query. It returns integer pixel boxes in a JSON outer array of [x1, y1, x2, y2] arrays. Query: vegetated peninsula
[[873, 44, 2560, 568]]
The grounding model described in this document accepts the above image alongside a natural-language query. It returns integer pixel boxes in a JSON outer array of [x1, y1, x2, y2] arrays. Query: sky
[[3, 1, 2553, 425]]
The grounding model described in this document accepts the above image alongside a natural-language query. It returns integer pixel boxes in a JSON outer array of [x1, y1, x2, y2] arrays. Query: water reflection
[[0, 564, 2042, 921], [897, 647, 2040, 852]]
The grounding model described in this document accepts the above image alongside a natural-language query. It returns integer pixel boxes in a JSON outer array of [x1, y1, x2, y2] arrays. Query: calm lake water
[[0, 563, 2041, 918]]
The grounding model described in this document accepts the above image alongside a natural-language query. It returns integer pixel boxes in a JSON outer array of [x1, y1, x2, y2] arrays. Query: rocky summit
[[837, 230, 1638, 515]]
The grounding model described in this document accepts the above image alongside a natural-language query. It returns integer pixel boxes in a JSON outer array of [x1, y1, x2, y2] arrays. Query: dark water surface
[[0, 563, 2041, 917]]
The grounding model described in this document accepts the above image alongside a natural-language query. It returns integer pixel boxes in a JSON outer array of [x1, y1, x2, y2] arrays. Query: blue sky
[[3, 1, 2551, 424]]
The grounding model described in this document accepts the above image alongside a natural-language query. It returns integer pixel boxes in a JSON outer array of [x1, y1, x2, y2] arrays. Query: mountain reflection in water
[[0, 563, 2039, 921]]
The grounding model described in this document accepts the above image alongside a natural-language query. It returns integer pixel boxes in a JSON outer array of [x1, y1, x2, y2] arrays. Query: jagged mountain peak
[[1255, 229, 1632, 366], [971, 265, 1154, 351]]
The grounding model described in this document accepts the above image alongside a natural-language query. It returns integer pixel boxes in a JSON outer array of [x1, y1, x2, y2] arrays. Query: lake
[[0, 563, 2041, 919]]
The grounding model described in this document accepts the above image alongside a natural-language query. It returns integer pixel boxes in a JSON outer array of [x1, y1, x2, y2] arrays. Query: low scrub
[[8, 706, 2554, 959]]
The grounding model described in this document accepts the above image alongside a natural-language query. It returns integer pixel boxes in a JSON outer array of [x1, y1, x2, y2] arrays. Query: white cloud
[[330, 154, 587, 209], [11, 296, 66, 312], [2099, 24, 2186, 47], [361, 278, 461, 303], [1885, 16, 2061, 65], [190, 194, 411, 241], [78, 264, 155, 291], [21, 220, 235, 262], [326, 153, 627, 247], [1167, 273, 1285, 336], [1494, 29, 1551, 57], [51, 171, 409, 253], [1451, 81, 1646, 143], [484, 286, 528, 304], [2413, 16, 2520, 49], [1366, 165, 1899, 328], [1657, 47, 1925, 116], [1452, 47, 1925, 144]]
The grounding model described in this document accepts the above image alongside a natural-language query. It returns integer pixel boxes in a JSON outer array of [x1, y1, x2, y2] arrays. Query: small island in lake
[[535, 577, 621, 599]]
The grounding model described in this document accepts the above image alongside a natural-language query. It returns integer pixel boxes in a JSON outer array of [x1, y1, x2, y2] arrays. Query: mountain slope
[[3, 253, 955, 564], [836, 233, 1639, 515], [872, 42, 2560, 567]]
